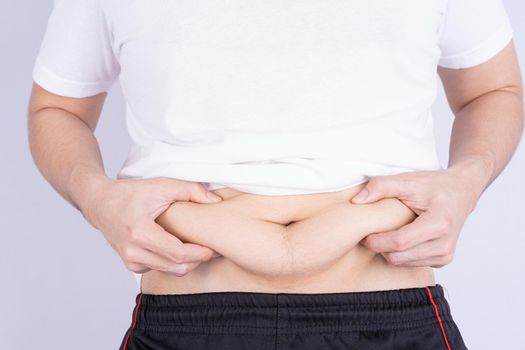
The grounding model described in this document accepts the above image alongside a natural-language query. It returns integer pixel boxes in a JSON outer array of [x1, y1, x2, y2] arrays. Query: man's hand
[[79, 176, 223, 276], [351, 169, 481, 268]]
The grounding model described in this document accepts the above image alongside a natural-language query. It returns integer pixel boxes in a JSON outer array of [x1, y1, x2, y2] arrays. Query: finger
[[137, 220, 216, 263], [382, 252, 454, 268], [124, 262, 151, 274], [362, 212, 442, 253], [352, 174, 413, 204], [125, 246, 201, 276], [382, 237, 452, 266], [155, 178, 223, 204]]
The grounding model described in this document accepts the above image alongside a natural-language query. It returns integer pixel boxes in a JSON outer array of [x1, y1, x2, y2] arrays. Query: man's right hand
[[78, 176, 224, 276]]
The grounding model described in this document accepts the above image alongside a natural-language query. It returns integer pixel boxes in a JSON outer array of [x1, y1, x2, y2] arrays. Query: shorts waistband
[[132, 284, 452, 335]]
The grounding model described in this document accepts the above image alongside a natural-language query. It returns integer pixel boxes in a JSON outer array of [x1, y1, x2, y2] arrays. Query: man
[[28, 0, 523, 348]]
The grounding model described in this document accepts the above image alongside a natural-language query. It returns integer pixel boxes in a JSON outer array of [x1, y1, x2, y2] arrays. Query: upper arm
[[28, 83, 107, 132], [435, 0, 522, 115], [438, 41, 523, 116], [29, 0, 119, 131]]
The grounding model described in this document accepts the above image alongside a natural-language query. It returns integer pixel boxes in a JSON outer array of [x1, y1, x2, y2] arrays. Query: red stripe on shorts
[[123, 293, 144, 350], [426, 286, 452, 350]]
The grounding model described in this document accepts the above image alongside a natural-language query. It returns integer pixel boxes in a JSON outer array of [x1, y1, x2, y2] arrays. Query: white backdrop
[[1, 1, 524, 349]]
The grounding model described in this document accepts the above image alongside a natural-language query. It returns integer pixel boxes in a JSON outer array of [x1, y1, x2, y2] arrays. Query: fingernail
[[206, 191, 223, 202], [353, 189, 369, 203]]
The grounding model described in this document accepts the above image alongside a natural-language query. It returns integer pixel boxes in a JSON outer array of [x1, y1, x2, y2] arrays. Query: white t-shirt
[[33, 0, 513, 289]]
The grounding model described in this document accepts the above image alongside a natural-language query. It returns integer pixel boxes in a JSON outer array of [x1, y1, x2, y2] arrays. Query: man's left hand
[[351, 169, 481, 268]]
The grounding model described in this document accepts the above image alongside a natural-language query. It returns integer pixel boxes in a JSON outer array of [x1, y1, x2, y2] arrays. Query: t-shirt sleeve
[[437, 0, 514, 69], [32, 0, 120, 98]]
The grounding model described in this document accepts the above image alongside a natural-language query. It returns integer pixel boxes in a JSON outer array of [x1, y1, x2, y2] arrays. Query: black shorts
[[118, 284, 468, 350]]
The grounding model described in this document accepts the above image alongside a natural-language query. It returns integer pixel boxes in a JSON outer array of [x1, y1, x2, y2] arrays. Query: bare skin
[[27, 41, 522, 295], [145, 182, 434, 294], [143, 42, 523, 294]]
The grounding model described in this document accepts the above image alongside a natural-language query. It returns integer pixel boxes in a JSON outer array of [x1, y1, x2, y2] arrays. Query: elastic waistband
[[132, 284, 452, 335]]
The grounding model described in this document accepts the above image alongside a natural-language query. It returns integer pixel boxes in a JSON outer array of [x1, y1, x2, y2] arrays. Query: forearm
[[446, 89, 524, 208], [28, 107, 112, 212]]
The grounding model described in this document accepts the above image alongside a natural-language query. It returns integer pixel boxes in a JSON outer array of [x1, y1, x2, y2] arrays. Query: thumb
[[351, 175, 405, 204], [351, 186, 371, 204], [190, 184, 224, 204], [158, 178, 223, 204]]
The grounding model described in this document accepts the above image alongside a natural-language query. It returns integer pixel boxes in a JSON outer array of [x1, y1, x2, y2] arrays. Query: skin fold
[[27, 40, 522, 294], [155, 187, 418, 280]]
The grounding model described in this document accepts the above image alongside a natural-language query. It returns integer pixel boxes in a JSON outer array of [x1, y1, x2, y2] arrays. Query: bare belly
[[142, 181, 435, 294]]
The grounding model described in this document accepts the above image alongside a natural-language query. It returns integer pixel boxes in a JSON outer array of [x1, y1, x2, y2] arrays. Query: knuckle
[[436, 220, 451, 235], [433, 254, 453, 268], [173, 264, 190, 276], [123, 221, 139, 236], [363, 237, 379, 252], [442, 254, 454, 265], [128, 227, 142, 243], [123, 222, 135, 236], [154, 263, 169, 272], [440, 241, 455, 255], [170, 250, 187, 264], [121, 246, 137, 262], [387, 253, 405, 266], [124, 262, 141, 273], [392, 237, 411, 251]]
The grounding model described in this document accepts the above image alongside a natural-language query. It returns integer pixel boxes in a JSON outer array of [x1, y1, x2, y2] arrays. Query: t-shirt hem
[[32, 57, 115, 98], [209, 179, 372, 196], [437, 19, 513, 69]]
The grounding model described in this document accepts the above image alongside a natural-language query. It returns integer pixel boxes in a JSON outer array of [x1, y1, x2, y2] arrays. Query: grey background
[[1, 0, 523, 349]]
